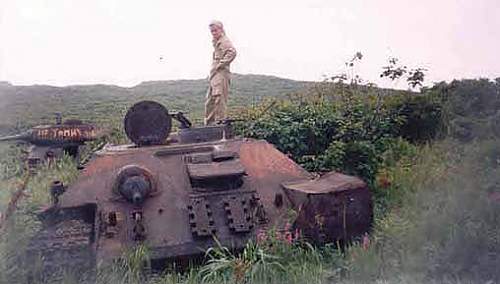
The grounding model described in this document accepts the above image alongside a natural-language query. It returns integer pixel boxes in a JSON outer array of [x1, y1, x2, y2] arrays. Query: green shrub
[[426, 78, 500, 141], [235, 87, 435, 186], [385, 92, 445, 142]]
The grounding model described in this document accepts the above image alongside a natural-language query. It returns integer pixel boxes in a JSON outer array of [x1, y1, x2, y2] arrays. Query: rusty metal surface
[[282, 172, 367, 194], [31, 124, 97, 144], [49, 138, 308, 263], [187, 159, 245, 180], [188, 197, 216, 237], [282, 172, 373, 244], [0, 124, 97, 145], [239, 140, 312, 180], [224, 195, 254, 233], [28, 204, 97, 280]]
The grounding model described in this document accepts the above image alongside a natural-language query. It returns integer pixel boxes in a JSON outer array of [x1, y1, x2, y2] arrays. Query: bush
[[426, 78, 500, 141], [385, 92, 445, 142], [235, 85, 438, 186]]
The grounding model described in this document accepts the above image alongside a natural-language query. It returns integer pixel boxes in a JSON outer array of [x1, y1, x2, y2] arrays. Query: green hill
[[0, 74, 310, 135]]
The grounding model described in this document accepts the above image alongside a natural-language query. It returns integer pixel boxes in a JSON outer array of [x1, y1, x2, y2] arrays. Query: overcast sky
[[1, 0, 499, 87]]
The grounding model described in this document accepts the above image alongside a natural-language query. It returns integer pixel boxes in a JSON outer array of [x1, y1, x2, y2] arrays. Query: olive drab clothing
[[205, 34, 237, 125]]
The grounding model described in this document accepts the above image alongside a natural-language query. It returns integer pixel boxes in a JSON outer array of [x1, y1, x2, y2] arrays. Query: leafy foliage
[[380, 57, 427, 89], [235, 83, 441, 186], [426, 78, 500, 141]]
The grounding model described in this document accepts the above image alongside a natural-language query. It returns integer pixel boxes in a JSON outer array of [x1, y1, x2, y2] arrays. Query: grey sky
[[1, 0, 499, 87]]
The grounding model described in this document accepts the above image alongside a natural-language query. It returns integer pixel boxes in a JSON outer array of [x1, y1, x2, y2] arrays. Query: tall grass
[[344, 139, 500, 283], [0, 154, 80, 283], [196, 237, 344, 284], [95, 244, 151, 284]]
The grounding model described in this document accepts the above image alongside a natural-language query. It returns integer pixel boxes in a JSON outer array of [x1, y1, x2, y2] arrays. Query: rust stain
[[81, 155, 121, 176], [239, 141, 311, 179]]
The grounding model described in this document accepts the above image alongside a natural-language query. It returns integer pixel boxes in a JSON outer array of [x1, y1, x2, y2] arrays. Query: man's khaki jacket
[[210, 35, 237, 80]]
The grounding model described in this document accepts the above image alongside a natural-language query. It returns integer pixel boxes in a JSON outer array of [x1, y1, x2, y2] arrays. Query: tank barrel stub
[[1, 123, 98, 145], [0, 133, 30, 143], [119, 175, 151, 205], [113, 165, 156, 206]]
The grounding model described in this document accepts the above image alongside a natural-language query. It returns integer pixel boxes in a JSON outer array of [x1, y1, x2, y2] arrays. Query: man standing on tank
[[205, 20, 237, 125]]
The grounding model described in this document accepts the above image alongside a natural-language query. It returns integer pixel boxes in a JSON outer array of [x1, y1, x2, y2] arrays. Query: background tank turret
[[0, 116, 98, 169], [28, 101, 373, 280]]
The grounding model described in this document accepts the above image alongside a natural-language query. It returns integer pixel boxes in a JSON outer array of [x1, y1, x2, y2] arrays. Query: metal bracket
[[223, 195, 253, 233], [131, 210, 146, 241], [187, 197, 216, 237], [251, 194, 268, 225]]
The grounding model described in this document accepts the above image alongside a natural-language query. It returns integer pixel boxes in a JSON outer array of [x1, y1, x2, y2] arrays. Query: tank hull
[[30, 136, 372, 276]]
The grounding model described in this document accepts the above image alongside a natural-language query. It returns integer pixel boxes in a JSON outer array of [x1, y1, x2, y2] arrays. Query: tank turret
[[0, 117, 98, 169]]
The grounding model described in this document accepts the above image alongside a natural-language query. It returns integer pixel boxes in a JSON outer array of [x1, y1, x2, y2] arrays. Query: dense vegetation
[[0, 73, 498, 283], [234, 78, 500, 283]]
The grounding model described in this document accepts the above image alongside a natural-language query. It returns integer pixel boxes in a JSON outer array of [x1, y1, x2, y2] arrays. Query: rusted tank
[[28, 101, 372, 278], [0, 116, 98, 169]]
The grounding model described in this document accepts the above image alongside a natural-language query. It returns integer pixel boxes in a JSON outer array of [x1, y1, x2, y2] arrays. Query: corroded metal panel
[[188, 197, 216, 237], [223, 194, 254, 233], [282, 172, 373, 244]]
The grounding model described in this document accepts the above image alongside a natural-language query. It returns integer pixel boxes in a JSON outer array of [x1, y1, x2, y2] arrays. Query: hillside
[[0, 74, 310, 135]]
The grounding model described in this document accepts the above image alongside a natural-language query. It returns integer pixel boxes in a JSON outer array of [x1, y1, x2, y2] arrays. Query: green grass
[[88, 237, 344, 284]]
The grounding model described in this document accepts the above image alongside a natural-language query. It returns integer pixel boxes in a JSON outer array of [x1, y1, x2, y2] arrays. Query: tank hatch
[[178, 125, 233, 143], [185, 150, 245, 190], [124, 101, 172, 146]]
